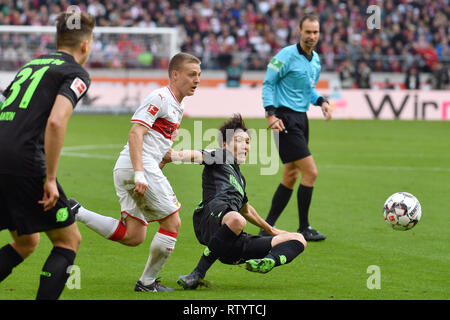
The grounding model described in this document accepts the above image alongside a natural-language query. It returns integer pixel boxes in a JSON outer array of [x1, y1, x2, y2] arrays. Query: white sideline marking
[[62, 144, 123, 151], [61, 152, 116, 160], [61, 144, 122, 160]]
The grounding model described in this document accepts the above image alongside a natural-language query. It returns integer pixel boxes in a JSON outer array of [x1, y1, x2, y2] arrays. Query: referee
[[261, 14, 331, 241]]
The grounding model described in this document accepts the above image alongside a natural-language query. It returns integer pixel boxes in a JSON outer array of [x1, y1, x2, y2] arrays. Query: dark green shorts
[[193, 200, 273, 265], [0, 174, 75, 235]]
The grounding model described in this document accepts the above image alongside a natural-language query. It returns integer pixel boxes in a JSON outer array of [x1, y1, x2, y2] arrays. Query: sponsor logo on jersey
[[229, 173, 244, 197]]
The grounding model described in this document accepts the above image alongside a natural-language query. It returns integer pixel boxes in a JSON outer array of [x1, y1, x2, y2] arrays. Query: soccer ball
[[383, 192, 422, 231]]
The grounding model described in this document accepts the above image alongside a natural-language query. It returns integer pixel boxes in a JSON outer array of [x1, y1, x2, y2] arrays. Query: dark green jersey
[[0, 51, 90, 176], [200, 148, 248, 212]]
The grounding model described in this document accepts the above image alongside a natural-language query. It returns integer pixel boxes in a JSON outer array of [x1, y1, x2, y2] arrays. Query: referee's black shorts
[[0, 174, 76, 235], [274, 107, 311, 164], [193, 200, 273, 265]]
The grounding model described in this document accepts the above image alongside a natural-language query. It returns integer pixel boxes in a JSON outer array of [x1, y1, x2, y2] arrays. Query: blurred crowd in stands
[[0, 0, 449, 89]]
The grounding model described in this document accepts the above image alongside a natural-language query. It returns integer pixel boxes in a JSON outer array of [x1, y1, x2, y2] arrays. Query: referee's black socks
[[298, 184, 313, 231], [267, 240, 305, 267], [0, 244, 23, 282], [265, 183, 293, 226], [36, 246, 76, 300]]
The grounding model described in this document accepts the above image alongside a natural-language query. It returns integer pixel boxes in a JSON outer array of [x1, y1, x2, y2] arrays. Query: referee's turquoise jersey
[[262, 43, 324, 112]]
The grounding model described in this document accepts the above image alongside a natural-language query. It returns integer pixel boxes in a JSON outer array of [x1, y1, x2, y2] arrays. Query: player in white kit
[[72, 53, 201, 291]]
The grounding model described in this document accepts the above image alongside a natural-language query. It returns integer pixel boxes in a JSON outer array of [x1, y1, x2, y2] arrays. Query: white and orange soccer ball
[[383, 192, 422, 231]]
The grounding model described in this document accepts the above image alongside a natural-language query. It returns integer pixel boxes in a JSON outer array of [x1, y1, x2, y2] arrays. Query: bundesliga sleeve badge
[[268, 57, 283, 72], [70, 77, 87, 99], [146, 104, 159, 116]]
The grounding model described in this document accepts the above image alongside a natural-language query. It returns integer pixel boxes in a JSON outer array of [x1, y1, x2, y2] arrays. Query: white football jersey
[[115, 86, 184, 169]]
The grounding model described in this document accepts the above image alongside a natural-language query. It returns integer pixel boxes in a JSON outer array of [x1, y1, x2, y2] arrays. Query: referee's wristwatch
[[264, 105, 276, 117], [316, 97, 329, 106]]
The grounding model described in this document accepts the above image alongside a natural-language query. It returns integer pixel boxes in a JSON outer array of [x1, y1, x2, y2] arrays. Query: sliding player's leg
[[178, 208, 244, 290], [245, 232, 306, 274]]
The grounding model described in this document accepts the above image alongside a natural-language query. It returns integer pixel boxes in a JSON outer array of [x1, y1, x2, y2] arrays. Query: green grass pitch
[[1, 115, 449, 300]]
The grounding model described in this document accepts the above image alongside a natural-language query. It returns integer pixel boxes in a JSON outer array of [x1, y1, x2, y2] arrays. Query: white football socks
[[76, 206, 122, 240], [77, 208, 178, 285], [139, 229, 177, 286]]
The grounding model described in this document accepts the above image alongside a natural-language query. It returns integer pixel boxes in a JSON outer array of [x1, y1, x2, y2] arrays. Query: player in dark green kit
[[162, 114, 307, 290], [0, 12, 95, 299]]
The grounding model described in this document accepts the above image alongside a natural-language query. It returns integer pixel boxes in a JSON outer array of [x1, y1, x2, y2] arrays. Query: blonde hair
[[168, 52, 201, 78]]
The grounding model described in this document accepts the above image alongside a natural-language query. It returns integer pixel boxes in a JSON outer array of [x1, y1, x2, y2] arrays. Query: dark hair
[[168, 52, 201, 78], [56, 12, 95, 49], [299, 14, 319, 29], [217, 113, 248, 145]]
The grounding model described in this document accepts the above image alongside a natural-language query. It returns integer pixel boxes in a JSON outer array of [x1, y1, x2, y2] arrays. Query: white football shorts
[[113, 165, 181, 225]]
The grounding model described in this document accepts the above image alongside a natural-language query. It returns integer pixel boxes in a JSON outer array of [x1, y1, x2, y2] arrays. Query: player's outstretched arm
[[240, 203, 286, 236], [163, 149, 204, 164]]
